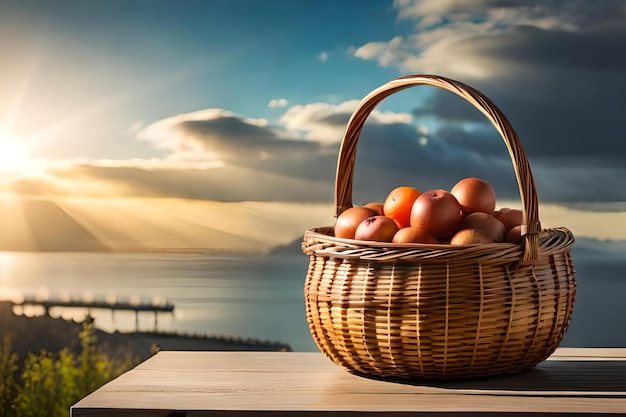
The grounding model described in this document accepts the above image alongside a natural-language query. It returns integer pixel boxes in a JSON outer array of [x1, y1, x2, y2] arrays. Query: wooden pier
[[13, 297, 175, 332]]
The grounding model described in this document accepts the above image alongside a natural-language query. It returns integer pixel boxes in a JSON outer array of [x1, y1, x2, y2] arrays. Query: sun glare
[[0, 132, 30, 172]]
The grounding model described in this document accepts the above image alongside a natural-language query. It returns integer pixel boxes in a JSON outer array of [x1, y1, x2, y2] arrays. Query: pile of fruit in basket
[[334, 177, 523, 245]]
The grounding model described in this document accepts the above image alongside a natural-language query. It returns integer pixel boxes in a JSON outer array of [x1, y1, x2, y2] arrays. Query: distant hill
[[268, 237, 304, 255], [0, 197, 108, 251]]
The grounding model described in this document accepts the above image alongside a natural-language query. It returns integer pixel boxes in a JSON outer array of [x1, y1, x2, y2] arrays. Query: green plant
[[0, 336, 19, 417], [1, 322, 137, 417]]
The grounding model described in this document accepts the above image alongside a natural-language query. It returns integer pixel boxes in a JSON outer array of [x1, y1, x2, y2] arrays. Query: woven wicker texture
[[302, 74, 576, 380]]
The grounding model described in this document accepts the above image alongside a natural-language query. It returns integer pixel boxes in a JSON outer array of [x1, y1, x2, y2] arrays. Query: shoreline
[[0, 301, 292, 362]]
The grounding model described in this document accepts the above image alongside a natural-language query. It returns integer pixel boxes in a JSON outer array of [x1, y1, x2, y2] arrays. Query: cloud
[[317, 51, 328, 62], [394, 0, 626, 31], [134, 108, 340, 191], [11, 90, 625, 210], [137, 109, 270, 152], [354, 36, 405, 67], [280, 101, 412, 144], [0, 103, 436, 204], [268, 98, 288, 108], [8, 51, 626, 220], [279, 101, 357, 144], [356, 1, 626, 80], [133, 103, 413, 186], [125, 120, 145, 135], [350, 0, 626, 205], [6, 162, 332, 203]]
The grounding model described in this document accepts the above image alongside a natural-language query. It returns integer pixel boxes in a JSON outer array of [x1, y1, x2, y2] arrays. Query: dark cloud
[[341, 122, 519, 204], [178, 116, 316, 157], [136, 2, 625, 209], [129, 96, 625, 207], [175, 117, 339, 183], [137, 109, 340, 184], [407, 87, 626, 204], [417, 74, 626, 161], [495, 23, 626, 70], [351, 2, 626, 207], [398, 0, 626, 32], [413, 90, 487, 124], [434, 124, 504, 158], [173, 117, 320, 168], [181, 117, 279, 145], [448, 21, 626, 161], [316, 111, 353, 127]]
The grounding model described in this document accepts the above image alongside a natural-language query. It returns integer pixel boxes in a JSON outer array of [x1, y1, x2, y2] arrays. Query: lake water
[[0, 246, 624, 351], [0, 252, 318, 351]]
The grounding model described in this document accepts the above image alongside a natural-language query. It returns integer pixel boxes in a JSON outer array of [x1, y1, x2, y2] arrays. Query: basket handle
[[335, 74, 541, 261]]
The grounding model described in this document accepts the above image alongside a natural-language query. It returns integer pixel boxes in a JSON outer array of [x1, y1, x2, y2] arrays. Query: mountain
[[268, 237, 305, 255]]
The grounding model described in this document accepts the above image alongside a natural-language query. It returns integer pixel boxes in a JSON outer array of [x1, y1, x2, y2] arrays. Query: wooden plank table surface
[[71, 349, 626, 416]]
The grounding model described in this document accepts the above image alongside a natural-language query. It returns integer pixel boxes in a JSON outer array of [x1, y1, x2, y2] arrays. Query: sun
[[0, 131, 30, 172]]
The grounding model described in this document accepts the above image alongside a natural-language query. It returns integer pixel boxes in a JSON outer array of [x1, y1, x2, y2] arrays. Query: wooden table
[[71, 349, 626, 416]]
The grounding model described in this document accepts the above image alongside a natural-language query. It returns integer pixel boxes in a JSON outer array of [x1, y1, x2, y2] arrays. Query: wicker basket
[[302, 74, 576, 380]]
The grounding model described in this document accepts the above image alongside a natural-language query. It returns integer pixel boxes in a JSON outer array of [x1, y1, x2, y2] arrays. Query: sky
[[0, 0, 625, 252]]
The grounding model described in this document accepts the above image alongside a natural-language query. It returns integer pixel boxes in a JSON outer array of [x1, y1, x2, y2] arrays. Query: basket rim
[[302, 226, 574, 263]]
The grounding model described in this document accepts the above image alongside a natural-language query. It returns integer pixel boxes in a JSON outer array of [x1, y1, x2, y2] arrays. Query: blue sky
[[1, 0, 406, 159], [1, 0, 625, 251]]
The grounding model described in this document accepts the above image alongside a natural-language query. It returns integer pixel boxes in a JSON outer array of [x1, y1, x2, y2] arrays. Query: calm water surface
[[0, 248, 624, 351], [0, 252, 317, 351]]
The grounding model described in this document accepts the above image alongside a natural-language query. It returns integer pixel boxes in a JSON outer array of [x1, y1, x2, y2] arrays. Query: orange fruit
[[392, 227, 438, 244], [450, 228, 495, 245], [451, 177, 496, 214], [334, 207, 377, 239], [363, 201, 384, 215], [383, 186, 421, 229]]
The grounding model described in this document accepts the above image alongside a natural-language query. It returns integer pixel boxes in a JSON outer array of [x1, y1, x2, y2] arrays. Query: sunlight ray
[[0, 44, 42, 133]]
